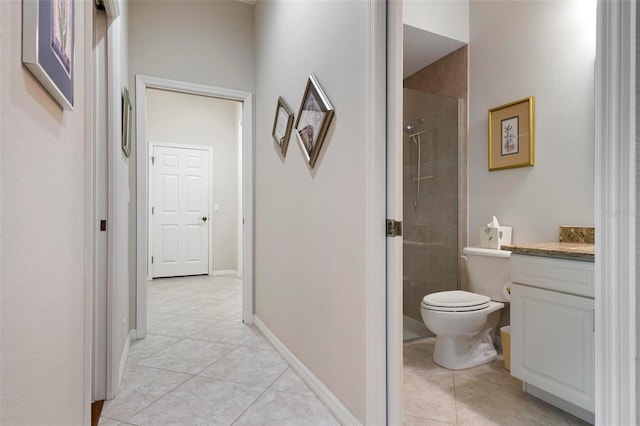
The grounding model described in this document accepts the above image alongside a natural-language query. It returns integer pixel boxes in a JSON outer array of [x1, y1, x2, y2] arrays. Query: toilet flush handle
[[461, 254, 469, 262]]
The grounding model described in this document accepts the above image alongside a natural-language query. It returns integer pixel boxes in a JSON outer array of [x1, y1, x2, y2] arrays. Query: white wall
[[0, 0, 89, 423], [146, 89, 242, 273], [468, 0, 596, 244], [254, 1, 372, 421], [404, 0, 469, 43]]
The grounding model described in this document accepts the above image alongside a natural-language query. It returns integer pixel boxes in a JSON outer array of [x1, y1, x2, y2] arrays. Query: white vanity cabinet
[[510, 254, 595, 422]]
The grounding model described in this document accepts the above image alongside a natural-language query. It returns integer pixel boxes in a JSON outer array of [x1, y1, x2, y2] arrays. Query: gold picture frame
[[488, 96, 535, 171]]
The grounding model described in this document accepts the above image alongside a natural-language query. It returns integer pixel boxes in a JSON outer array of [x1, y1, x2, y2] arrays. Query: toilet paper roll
[[502, 282, 512, 301]]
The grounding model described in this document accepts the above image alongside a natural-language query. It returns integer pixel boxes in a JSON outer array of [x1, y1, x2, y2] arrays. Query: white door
[[152, 145, 210, 278]]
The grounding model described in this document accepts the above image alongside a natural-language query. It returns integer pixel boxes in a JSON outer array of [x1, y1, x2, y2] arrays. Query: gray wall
[[128, 0, 255, 327], [254, 1, 373, 421], [1, 1, 89, 423], [469, 1, 596, 244]]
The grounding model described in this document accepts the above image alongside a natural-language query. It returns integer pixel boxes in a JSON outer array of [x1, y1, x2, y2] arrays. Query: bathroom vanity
[[503, 241, 595, 424]]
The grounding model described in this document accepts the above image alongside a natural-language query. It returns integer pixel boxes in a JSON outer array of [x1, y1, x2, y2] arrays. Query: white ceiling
[[403, 24, 466, 79]]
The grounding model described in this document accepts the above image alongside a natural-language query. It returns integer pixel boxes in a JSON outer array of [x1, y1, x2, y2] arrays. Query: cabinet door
[[511, 284, 594, 412]]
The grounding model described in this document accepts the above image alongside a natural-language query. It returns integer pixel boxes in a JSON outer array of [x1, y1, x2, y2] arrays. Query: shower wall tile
[[403, 46, 469, 322], [404, 46, 468, 99]]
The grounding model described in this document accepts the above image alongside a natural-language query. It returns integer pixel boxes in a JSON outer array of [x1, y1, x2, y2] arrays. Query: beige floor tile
[[404, 414, 455, 425], [233, 389, 339, 426], [191, 320, 259, 345], [136, 338, 236, 374], [127, 376, 264, 426], [184, 303, 241, 321], [127, 333, 183, 365], [271, 368, 316, 397], [147, 314, 217, 338], [100, 364, 191, 421], [404, 368, 457, 424], [454, 379, 569, 426], [97, 417, 122, 426], [403, 338, 449, 375], [198, 345, 288, 388], [240, 333, 274, 350]]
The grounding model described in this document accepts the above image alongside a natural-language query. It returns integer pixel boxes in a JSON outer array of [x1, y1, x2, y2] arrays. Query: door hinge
[[386, 219, 402, 237], [152, 206, 154, 215], [151, 156, 156, 165], [151, 256, 154, 264], [100, 220, 107, 231]]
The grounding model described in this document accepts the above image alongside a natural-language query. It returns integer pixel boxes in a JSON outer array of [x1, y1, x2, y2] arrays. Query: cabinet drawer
[[510, 254, 594, 297], [510, 283, 594, 412]]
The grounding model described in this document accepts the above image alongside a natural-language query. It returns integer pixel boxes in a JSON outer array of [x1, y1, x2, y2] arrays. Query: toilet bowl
[[420, 247, 511, 370]]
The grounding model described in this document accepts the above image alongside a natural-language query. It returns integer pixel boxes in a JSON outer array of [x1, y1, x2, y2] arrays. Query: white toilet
[[420, 246, 511, 370]]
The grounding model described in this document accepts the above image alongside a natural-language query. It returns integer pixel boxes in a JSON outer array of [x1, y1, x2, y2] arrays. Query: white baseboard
[[524, 383, 594, 424], [211, 269, 240, 277], [118, 332, 132, 389], [253, 315, 361, 426]]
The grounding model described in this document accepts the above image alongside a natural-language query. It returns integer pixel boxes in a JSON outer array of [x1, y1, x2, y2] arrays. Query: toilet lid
[[422, 290, 490, 310]]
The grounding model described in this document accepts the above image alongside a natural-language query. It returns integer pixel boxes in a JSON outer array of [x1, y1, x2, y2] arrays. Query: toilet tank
[[463, 247, 511, 302]]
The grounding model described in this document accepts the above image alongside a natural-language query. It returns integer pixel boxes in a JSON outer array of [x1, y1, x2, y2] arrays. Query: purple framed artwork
[[22, 0, 75, 110]]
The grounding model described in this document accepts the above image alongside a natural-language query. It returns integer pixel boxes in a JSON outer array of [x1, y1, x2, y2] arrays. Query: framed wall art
[[488, 96, 535, 171], [22, 0, 75, 110], [122, 87, 132, 158], [294, 74, 335, 168], [272, 97, 294, 157]]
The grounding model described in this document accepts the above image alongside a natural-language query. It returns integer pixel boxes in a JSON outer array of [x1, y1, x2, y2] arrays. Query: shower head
[[404, 118, 425, 134]]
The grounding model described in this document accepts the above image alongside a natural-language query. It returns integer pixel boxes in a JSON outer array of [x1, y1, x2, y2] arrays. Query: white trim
[[365, 1, 388, 425], [211, 269, 240, 277], [105, 10, 122, 400], [594, 1, 637, 425], [386, 1, 404, 425], [136, 75, 255, 338], [117, 332, 131, 390], [524, 383, 594, 424], [84, 0, 95, 417], [253, 316, 360, 426], [148, 142, 214, 278]]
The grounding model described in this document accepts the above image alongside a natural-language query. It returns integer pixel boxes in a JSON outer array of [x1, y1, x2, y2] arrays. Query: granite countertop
[[501, 242, 594, 262]]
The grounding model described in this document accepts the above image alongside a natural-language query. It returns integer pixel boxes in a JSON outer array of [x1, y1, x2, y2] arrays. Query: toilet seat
[[421, 290, 490, 312]]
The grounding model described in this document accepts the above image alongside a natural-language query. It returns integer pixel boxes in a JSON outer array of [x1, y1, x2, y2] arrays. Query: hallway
[[98, 275, 339, 425]]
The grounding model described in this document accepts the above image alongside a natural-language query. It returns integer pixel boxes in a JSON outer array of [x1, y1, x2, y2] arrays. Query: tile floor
[[98, 275, 339, 426], [403, 338, 592, 426]]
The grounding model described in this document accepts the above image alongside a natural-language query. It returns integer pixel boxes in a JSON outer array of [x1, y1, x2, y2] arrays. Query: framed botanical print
[[488, 96, 535, 171]]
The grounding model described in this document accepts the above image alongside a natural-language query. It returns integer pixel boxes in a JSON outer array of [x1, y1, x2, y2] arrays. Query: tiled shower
[[402, 89, 460, 341]]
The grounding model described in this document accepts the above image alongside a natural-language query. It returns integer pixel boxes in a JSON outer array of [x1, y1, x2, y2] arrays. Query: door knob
[[202, 217, 208, 222]]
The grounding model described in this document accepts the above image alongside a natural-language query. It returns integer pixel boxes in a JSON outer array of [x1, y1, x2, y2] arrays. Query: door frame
[[135, 75, 254, 338], [149, 142, 215, 278], [386, 1, 404, 425], [594, 0, 637, 424], [386, 1, 637, 424], [88, 0, 122, 405]]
